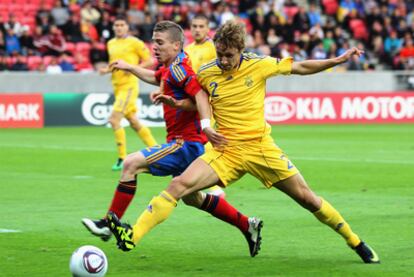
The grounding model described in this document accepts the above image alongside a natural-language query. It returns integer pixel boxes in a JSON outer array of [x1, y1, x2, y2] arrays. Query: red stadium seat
[[322, 0, 339, 16], [27, 55, 43, 70], [349, 19, 368, 40], [284, 6, 299, 19], [76, 42, 91, 54], [42, 55, 54, 66], [65, 42, 76, 54], [95, 42, 106, 51]]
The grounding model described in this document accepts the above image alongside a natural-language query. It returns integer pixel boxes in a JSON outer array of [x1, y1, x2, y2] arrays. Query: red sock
[[107, 179, 137, 219], [200, 194, 249, 233]]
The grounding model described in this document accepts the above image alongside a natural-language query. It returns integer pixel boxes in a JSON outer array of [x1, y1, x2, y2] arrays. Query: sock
[[132, 190, 177, 244], [313, 198, 361, 248], [114, 128, 127, 159], [137, 126, 157, 147], [107, 179, 137, 219], [200, 194, 249, 233]]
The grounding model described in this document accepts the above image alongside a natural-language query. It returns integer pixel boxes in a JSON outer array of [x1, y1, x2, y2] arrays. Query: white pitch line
[[292, 156, 414, 165], [0, 229, 21, 233]]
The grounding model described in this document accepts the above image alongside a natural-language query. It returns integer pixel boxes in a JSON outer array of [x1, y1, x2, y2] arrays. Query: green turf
[[1, 124, 413, 276]]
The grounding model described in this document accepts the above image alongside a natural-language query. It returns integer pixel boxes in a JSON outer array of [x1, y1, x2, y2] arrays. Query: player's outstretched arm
[[152, 93, 197, 111], [110, 59, 159, 85], [291, 47, 364, 75]]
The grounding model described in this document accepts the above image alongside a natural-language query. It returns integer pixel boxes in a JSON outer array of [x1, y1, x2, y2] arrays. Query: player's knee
[[299, 190, 321, 212], [169, 176, 191, 198]]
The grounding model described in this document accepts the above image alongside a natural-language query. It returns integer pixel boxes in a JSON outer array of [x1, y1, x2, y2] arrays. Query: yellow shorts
[[113, 84, 138, 117], [200, 135, 299, 188]]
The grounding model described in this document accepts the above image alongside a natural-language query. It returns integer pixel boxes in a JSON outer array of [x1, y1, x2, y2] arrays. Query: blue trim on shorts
[[140, 140, 205, 177]]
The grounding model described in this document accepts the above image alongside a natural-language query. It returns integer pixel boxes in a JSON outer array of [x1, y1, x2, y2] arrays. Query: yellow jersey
[[197, 53, 293, 143], [185, 38, 216, 72], [107, 36, 151, 87]]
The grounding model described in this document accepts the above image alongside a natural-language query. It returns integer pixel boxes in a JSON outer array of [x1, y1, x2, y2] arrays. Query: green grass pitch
[[1, 124, 413, 276]]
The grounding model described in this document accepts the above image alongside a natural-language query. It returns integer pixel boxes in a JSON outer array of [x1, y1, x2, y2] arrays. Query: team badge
[[245, 75, 253, 87]]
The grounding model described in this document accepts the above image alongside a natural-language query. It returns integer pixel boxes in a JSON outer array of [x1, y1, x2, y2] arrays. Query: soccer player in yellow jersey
[[108, 21, 380, 264], [185, 14, 225, 198], [100, 16, 157, 171]]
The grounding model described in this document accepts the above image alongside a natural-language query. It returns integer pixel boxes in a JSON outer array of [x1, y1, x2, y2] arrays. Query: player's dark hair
[[114, 15, 128, 24], [153, 21, 184, 49], [192, 14, 209, 24], [213, 21, 246, 52]]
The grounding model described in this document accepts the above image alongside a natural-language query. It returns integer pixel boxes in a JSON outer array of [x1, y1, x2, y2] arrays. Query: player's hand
[[98, 66, 109, 75], [109, 59, 131, 71], [337, 47, 364, 64], [153, 94, 177, 107], [203, 127, 228, 149], [150, 90, 162, 103]]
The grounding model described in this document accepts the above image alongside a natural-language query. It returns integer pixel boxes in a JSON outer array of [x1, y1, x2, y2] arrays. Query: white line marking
[[73, 176, 94, 179], [292, 156, 414, 165], [0, 229, 21, 233]]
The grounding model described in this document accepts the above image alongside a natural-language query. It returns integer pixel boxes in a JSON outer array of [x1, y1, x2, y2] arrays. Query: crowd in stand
[[0, 0, 414, 73]]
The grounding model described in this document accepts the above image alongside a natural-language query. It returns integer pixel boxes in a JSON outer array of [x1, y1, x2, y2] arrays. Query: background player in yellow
[[100, 16, 157, 171], [108, 21, 379, 264], [185, 14, 225, 197]]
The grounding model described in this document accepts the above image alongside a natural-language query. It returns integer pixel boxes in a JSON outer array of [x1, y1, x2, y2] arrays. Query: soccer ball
[[69, 245, 108, 277]]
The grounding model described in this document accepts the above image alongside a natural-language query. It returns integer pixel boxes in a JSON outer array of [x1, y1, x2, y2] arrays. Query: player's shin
[[132, 190, 177, 244], [107, 178, 137, 219], [313, 198, 361, 248]]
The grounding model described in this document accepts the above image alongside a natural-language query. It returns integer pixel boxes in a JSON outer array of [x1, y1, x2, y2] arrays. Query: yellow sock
[[313, 198, 361, 248], [137, 126, 157, 147], [114, 128, 127, 159], [132, 191, 177, 244]]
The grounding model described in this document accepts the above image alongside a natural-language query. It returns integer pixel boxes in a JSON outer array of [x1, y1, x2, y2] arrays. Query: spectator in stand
[[293, 6, 310, 33], [46, 56, 63, 74], [81, 19, 99, 42], [62, 13, 84, 42], [5, 29, 21, 55], [323, 30, 335, 52], [36, 1, 52, 26], [307, 3, 322, 27], [0, 55, 8, 70], [81, 1, 101, 25], [34, 25, 66, 56], [292, 44, 308, 61], [0, 31, 5, 55], [96, 11, 114, 43], [19, 26, 36, 56], [51, 0, 70, 28], [311, 41, 327, 60], [0, 14, 6, 38], [399, 36, 414, 70], [138, 13, 155, 42], [59, 52, 75, 72], [4, 13, 24, 37], [384, 30, 403, 66], [74, 52, 93, 73], [89, 40, 108, 70], [10, 54, 29, 71]]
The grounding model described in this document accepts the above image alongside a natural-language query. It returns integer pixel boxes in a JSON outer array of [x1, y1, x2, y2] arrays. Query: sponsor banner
[[44, 93, 164, 127], [265, 93, 414, 124], [0, 94, 44, 128]]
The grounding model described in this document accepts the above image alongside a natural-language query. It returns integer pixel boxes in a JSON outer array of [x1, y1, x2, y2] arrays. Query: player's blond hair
[[213, 21, 246, 51], [154, 21, 184, 49]]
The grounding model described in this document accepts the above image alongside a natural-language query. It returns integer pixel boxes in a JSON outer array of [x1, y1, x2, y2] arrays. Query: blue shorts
[[140, 139, 205, 177]]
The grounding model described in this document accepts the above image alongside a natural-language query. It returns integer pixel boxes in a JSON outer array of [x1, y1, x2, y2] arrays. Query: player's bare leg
[[273, 173, 379, 263], [126, 114, 157, 147], [109, 111, 126, 171]]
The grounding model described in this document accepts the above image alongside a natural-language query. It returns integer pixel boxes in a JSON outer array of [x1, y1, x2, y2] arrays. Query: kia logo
[[265, 96, 295, 122]]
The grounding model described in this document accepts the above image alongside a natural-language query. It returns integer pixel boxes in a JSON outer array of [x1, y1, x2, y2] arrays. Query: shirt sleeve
[[260, 56, 293, 79], [136, 40, 151, 62], [170, 62, 202, 96]]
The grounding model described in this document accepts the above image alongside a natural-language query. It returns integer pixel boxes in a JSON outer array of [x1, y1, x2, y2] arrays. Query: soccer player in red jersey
[[82, 21, 262, 257]]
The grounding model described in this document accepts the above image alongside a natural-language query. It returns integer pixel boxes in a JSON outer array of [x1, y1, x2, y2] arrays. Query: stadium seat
[[65, 42, 76, 54], [27, 55, 43, 70], [349, 19, 368, 40], [76, 42, 91, 54], [284, 6, 299, 19], [322, 0, 339, 16], [43, 55, 54, 66]]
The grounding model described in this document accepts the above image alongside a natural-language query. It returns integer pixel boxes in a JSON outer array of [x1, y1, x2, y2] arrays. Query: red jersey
[[155, 51, 207, 144]]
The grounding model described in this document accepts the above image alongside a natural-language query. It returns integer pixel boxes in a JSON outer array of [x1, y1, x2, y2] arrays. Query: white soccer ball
[[69, 245, 108, 277]]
